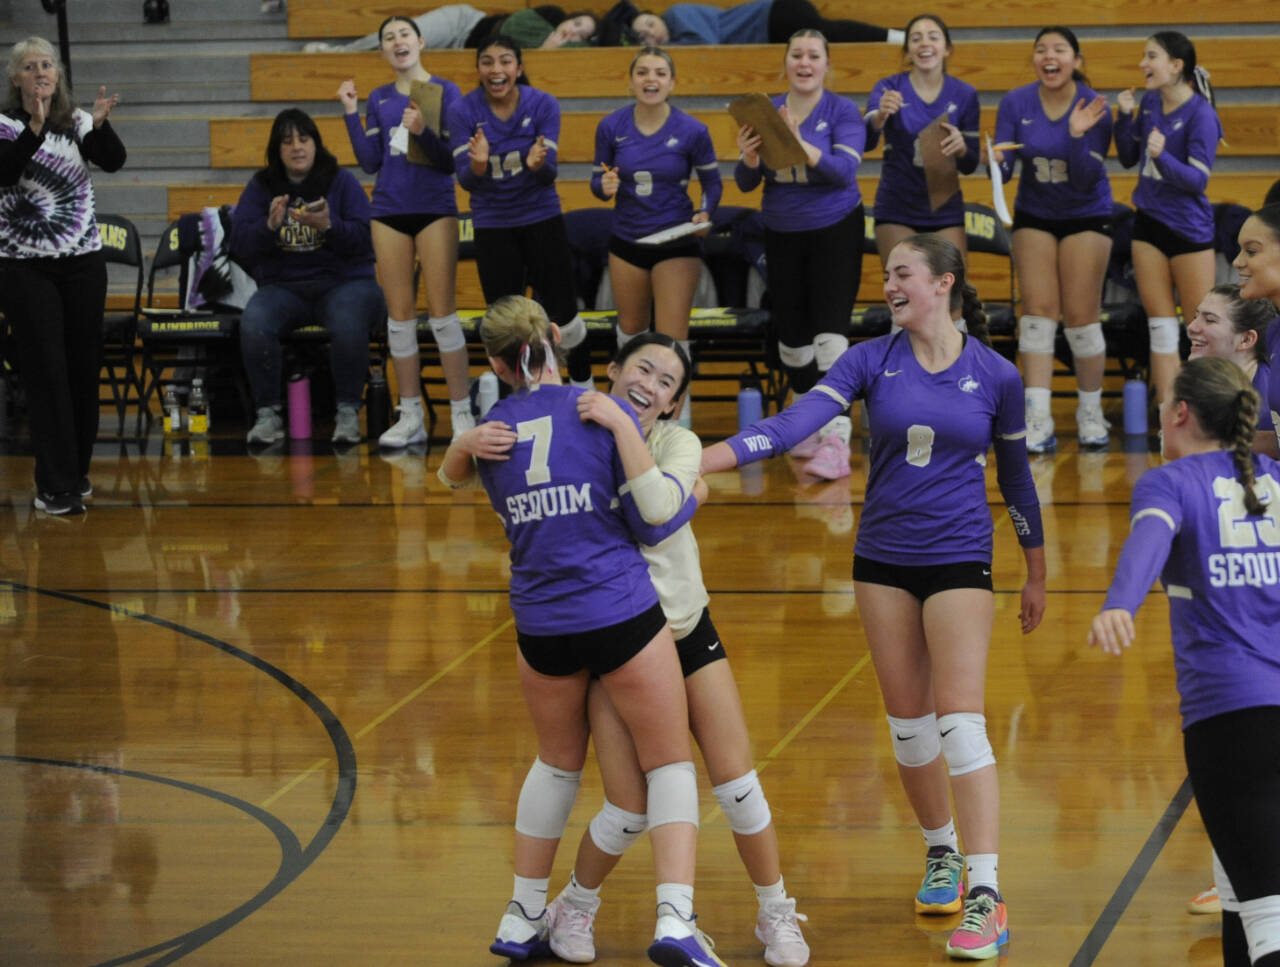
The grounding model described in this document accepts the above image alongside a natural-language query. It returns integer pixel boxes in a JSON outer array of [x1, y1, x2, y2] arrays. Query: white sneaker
[[247, 406, 284, 444], [1025, 412, 1056, 453], [1076, 405, 1111, 448], [379, 407, 426, 448], [755, 897, 810, 967], [548, 894, 599, 963], [649, 906, 725, 967], [332, 405, 361, 444]]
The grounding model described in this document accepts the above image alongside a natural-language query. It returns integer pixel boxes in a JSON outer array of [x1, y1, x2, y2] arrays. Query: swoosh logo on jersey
[[1021, 117, 1033, 126], [521, 117, 531, 127], [884, 369, 901, 377], [615, 135, 628, 143], [707, 640, 721, 651]]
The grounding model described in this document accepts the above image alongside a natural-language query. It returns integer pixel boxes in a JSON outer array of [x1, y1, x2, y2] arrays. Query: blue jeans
[[239, 277, 383, 409]]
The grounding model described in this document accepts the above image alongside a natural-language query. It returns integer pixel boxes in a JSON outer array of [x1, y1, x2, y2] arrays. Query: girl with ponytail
[[1091, 354, 1280, 967], [703, 233, 1045, 960]]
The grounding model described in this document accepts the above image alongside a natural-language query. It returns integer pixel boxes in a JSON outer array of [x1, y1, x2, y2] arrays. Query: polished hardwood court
[[0, 404, 1230, 966]]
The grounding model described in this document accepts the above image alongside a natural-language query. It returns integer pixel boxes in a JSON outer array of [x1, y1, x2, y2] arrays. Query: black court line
[[1067, 776, 1195, 967], [1, 582, 358, 966]]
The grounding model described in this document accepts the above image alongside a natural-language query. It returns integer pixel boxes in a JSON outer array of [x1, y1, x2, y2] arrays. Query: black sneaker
[[34, 491, 85, 515], [79, 476, 92, 498]]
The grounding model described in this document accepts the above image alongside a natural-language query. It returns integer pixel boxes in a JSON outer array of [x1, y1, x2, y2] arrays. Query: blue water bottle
[[737, 381, 763, 431], [1123, 379, 1148, 435]]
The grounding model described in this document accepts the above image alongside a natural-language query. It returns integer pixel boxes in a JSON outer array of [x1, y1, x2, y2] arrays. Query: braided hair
[[1173, 356, 1265, 515], [899, 233, 991, 345]]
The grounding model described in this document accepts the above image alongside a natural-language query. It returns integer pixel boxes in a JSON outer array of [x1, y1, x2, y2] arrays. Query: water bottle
[[188, 378, 209, 436], [477, 370, 499, 418], [366, 364, 391, 441], [737, 381, 763, 431], [288, 371, 311, 440], [164, 384, 184, 435], [1123, 379, 1148, 435]]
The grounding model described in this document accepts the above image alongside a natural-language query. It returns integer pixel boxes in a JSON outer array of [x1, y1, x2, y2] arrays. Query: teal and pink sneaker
[[945, 887, 1009, 960]]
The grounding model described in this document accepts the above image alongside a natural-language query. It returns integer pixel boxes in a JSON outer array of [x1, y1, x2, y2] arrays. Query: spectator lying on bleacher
[[599, 0, 898, 47], [230, 108, 386, 446], [304, 5, 597, 52]]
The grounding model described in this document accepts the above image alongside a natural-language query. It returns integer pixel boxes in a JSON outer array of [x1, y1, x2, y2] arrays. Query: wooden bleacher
[[287, 0, 1280, 39]]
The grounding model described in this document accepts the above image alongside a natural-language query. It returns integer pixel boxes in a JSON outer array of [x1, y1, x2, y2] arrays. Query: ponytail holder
[[519, 342, 535, 384], [1194, 65, 1211, 84]]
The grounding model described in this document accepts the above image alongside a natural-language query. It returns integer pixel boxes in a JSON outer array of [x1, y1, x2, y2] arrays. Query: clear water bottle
[[164, 384, 184, 435], [477, 370, 499, 418], [188, 378, 209, 436], [737, 380, 763, 431]]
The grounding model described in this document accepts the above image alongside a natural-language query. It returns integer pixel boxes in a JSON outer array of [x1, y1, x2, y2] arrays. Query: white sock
[[399, 396, 423, 414], [754, 876, 786, 905], [450, 398, 470, 416], [966, 853, 999, 895], [1025, 387, 1051, 416], [923, 820, 959, 851], [656, 882, 695, 932], [563, 872, 601, 909], [513, 874, 549, 916], [1078, 388, 1102, 411]]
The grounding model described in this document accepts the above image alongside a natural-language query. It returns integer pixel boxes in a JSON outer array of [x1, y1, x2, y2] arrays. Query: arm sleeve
[[1102, 512, 1175, 614], [590, 117, 613, 201], [620, 487, 699, 544], [0, 123, 42, 186], [1113, 110, 1141, 168], [809, 99, 862, 187], [344, 109, 382, 174], [724, 358, 861, 464], [1067, 105, 1112, 193], [1152, 104, 1218, 195], [992, 364, 1044, 549], [80, 118, 126, 172], [530, 93, 560, 186], [734, 157, 764, 192], [625, 424, 703, 522], [955, 90, 980, 176], [692, 124, 722, 215], [992, 96, 1017, 183]]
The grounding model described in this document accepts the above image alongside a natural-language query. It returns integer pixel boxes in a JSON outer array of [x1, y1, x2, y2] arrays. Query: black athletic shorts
[[1012, 209, 1113, 241], [517, 602, 667, 677], [1131, 209, 1213, 258], [609, 234, 702, 271], [674, 607, 728, 677], [372, 211, 453, 236], [852, 555, 993, 602]]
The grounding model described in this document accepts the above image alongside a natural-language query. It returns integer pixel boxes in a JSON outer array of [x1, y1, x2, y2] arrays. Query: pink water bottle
[[288, 372, 311, 440]]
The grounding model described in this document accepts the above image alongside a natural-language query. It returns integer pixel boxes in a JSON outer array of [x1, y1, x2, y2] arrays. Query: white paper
[[389, 125, 410, 157], [635, 220, 709, 246], [986, 135, 1014, 227]]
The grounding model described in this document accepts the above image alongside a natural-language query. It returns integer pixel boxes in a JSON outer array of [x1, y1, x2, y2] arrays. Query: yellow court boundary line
[[260, 616, 514, 809], [702, 651, 871, 825]]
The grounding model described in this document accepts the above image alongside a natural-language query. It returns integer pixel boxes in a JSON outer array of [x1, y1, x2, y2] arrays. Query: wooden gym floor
[[0, 399, 1229, 966]]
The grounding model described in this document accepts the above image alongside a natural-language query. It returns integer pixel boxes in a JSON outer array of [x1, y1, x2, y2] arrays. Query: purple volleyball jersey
[[1114, 90, 1221, 244], [1255, 358, 1275, 436], [591, 105, 721, 241], [865, 73, 979, 228], [447, 85, 563, 229], [476, 384, 660, 635], [345, 78, 460, 218], [994, 82, 1113, 222], [733, 90, 864, 232], [1105, 450, 1280, 728], [1267, 318, 1280, 448], [726, 332, 1043, 564]]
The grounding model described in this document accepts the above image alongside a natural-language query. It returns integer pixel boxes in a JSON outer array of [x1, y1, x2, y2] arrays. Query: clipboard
[[918, 115, 960, 211], [406, 79, 442, 165], [635, 221, 711, 245], [728, 93, 807, 171]]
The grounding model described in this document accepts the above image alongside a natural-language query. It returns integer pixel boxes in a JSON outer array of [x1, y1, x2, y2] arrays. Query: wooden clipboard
[[918, 114, 960, 211], [406, 79, 442, 165], [728, 93, 807, 171]]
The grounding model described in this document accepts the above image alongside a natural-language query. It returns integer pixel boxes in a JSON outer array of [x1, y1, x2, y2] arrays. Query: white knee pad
[[938, 712, 996, 777], [1214, 850, 1241, 913], [813, 332, 847, 372], [1018, 314, 1057, 355], [1240, 895, 1280, 961], [514, 756, 581, 839], [712, 769, 772, 836], [429, 312, 467, 354], [645, 761, 699, 830], [1063, 322, 1105, 359], [1148, 315, 1180, 355], [778, 342, 815, 369], [558, 313, 587, 350], [588, 798, 648, 856], [387, 317, 420, 359], [887, 713, 942, 768]]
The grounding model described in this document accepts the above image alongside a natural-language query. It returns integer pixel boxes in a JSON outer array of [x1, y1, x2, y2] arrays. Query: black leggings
[[767, 0, 889, 43], [2, 251, 107, 495]]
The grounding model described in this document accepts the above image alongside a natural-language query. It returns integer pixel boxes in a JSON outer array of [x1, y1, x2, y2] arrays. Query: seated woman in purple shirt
[[1091, 356, 1280, 967]]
